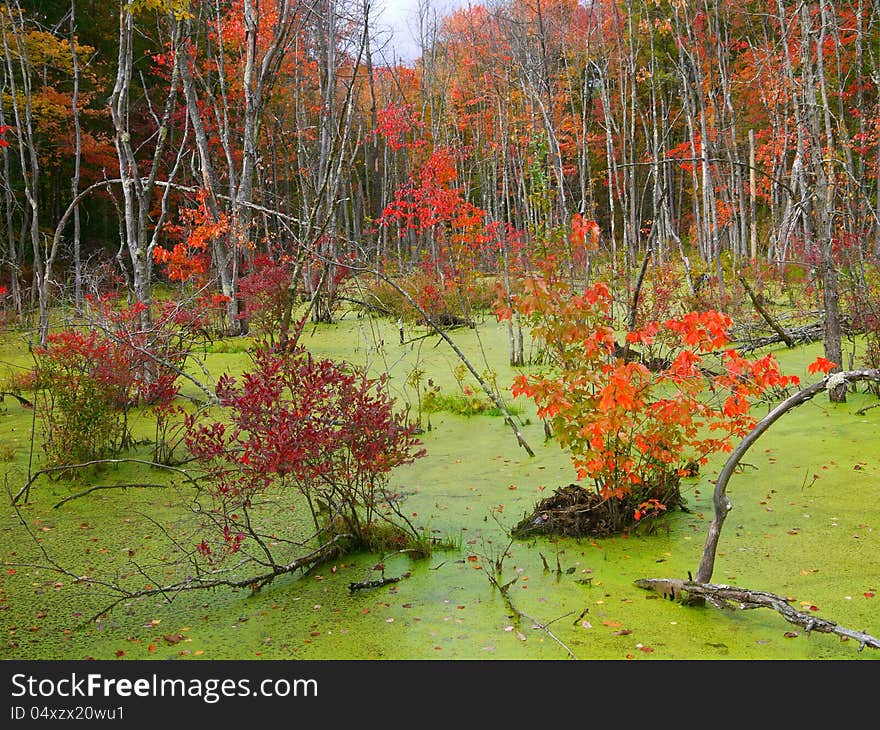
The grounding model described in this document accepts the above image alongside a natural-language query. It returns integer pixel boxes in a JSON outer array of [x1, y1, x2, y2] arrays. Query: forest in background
[[0, 0, 876, 365]]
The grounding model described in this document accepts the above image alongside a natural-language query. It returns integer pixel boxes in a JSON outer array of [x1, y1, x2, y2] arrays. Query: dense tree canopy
[[0, 1, 876, 332]]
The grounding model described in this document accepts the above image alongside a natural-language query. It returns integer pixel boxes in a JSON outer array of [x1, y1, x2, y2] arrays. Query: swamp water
[[0, 312, 878, 660]]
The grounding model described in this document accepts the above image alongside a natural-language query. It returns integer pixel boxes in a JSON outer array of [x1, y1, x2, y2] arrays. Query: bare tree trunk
[[1, 1, 51, 343], [69, 0, 83, 314], [0, 46, 21, 317]]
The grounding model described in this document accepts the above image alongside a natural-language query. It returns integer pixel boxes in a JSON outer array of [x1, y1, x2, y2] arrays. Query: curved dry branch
[[12, 458, 201, 505], [372, 272, 535, 457], [696, 369, 880, 584], [53, 482, 168, 509]]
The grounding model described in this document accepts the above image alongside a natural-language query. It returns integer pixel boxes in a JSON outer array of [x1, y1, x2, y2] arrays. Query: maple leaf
[[807, 356, 838, 375]]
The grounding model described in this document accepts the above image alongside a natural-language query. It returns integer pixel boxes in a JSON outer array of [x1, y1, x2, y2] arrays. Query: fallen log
[[733, 321, 825, 352], [732, 317, 855, 353], [635, 578, 880, 651], [349, 573, 409, 593]]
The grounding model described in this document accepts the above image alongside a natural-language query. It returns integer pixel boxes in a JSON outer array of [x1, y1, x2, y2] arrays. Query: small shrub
[[422, 386, 522, 418], [364, 266, 495, 326], [183, 344, 426, 562], [32, 298, 206, 469], [0, 443, 17, 462], [500, 256, 799, 534], [236, 255, 293, 341], [33, 329, 136, 467]]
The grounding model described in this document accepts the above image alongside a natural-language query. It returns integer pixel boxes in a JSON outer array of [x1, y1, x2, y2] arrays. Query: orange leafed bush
[[502, 258, 799, 523]]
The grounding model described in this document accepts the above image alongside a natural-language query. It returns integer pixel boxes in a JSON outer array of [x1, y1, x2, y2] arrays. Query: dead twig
[[485, 568, 578, 659], [855, 402, 880, 416], [53, 482, 169, 509]]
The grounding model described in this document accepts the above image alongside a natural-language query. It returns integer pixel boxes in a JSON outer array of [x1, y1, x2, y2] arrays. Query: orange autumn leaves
[[569, 213, 600, 250], [501, 253, 801, 508], [153, 190, 230, 282], [807, 356, 838, 375]]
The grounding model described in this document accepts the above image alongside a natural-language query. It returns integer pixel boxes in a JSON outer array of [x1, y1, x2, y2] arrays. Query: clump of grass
[[406, 528, 462, 558], [350, 522, 459, 559], [208, 338, 254, 354], [360, 270, 497, 326], [423, 387, 523, 418]]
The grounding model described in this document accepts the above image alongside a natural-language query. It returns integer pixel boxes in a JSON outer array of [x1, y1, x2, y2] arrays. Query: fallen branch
[[10, 528, 349, 627], [635, 578, 880, 651], [0, 391, 33, 408], [739, 276, 793, 347], [732, 318, 855, 353], [349, 573, 409, 593], [732, 321, 821, 352], [53, 482, 169, 509], [12, 458, 201, 505]]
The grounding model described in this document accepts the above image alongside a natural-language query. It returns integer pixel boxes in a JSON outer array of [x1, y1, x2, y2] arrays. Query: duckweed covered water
[[0, 311, 878, 660]]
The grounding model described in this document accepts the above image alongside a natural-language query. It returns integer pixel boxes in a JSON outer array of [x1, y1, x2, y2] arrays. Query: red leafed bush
[[33, 297, 207, 468], [183, 345, 425, 561], [235, 255, 293, 340], [33, 329, 138, 467]]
